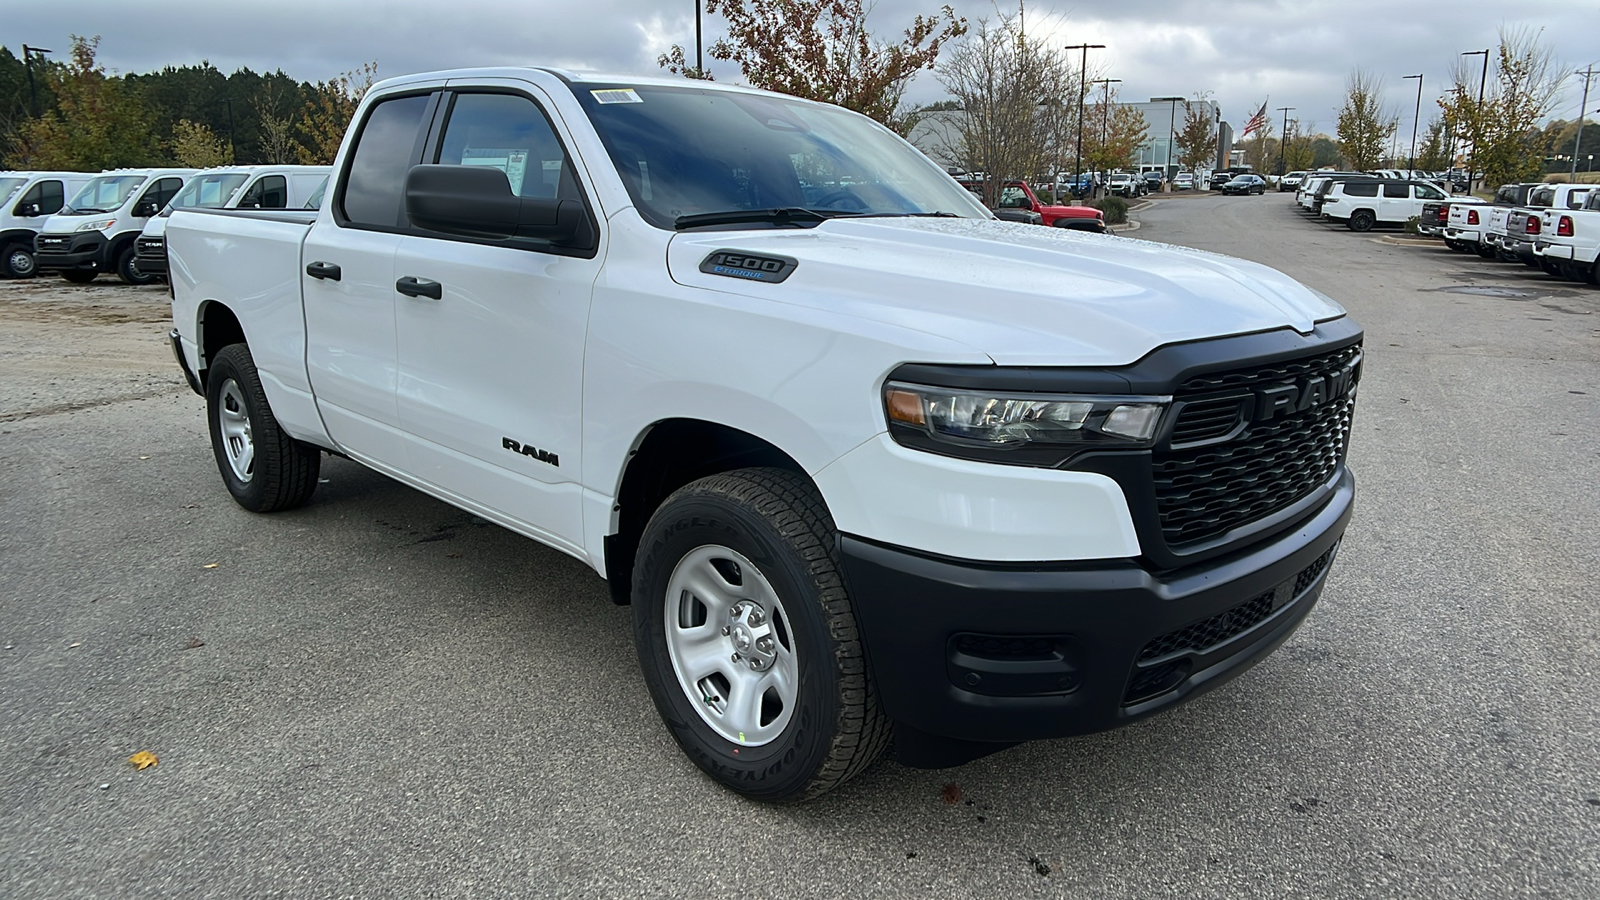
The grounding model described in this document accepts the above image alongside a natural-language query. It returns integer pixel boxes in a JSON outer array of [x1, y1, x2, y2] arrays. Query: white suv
[[1320, 179, 1450, 231]]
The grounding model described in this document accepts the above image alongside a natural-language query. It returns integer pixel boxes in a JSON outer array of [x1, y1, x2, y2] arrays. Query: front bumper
[[34, 231, 110, 272], [842, 467, 1353, 761]]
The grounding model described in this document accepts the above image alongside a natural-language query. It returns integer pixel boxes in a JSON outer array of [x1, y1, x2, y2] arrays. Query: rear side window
[[1528, 186, 1555, 207], [434, 92, 579, 202], [341, 94, 432, 228], [1344, 182, 1379, 198], [16, 179, 65, 216], [1565, 189, 1591, 210], [1382, 183, 1408, 199], [240, 175, 288, 209]]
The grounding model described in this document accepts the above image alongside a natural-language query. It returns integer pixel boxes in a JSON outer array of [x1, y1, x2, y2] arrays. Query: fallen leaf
[[940, 782, 962, 805], [128, 751, 158, 770], [184, 638, 205, 650], [68, 642, 82, 649], [138, 456, 150, 460], [202, 563, 219, 569]]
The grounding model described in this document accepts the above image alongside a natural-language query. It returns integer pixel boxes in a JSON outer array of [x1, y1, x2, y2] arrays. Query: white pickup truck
[[1533, 188, 1600, 283], [167, 68, 1361, 801]]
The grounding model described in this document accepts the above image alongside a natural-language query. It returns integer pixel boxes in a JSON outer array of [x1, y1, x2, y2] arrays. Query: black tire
[[61, 270, 97, 283], [1591, 258, 1600, 286], [116, 244, 155, 285], [1474, 242, 1497, 260], [1348, 210, 1376, 232], [1539, 259, 1561, 276], [632, 468, 890, 802], [2, 242, 37, 278], [205, 343, 320, 512]]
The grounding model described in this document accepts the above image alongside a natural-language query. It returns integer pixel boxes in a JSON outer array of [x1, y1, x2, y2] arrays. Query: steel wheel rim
[[664, 544, 798, 747], [217, 378, 254, 483], [8, 248, 33, 275]]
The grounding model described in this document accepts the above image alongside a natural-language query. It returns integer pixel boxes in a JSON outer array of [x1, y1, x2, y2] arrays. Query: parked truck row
[[0, 165, 328, 283]]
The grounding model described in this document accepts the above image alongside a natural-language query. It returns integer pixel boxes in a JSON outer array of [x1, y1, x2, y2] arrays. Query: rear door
[[390, 84, 603, 552], [303, 90, 439, 469]]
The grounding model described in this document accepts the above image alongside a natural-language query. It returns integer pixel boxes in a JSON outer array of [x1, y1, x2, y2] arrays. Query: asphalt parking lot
[[2, 196, 1597, 898]]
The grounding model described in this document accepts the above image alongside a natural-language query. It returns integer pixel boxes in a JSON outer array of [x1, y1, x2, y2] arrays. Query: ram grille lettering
[[501, 437, 559, 467], [1253, 361, 1359, 422], [698, 250, 798, 284]]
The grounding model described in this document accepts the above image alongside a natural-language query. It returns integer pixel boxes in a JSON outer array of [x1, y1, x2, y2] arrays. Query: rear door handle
[[396, 276, 442, 300], [305, 261, 341, 281]]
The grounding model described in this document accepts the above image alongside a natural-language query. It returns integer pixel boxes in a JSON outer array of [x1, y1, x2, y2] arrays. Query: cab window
[[340, 93, 432, 229], [1382, 183, 1408, 199], [138, 177, 184, 214], [15, 179, 65, 216], [240, 175, 289, 209], [433, 92, 580, 203]]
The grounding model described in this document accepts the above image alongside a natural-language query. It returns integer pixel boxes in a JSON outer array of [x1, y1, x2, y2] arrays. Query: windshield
[[65, 174, 147, 214], [0, 176, 27, 203], [161, 172, 250, 216], [573, 83, 988, 228]]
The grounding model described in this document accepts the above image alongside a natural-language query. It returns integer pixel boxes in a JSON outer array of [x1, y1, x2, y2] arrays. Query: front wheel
[[2, 243, 36, 278], [116, 245, 155, 285], [205, 343, 321, 512], [632, 468, 890, 802]]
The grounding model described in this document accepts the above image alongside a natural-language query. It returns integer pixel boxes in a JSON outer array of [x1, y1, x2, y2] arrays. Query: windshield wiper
[[673, 207, 859, 230], [852, 211, 964, 219], [73, 207, 110, 214]]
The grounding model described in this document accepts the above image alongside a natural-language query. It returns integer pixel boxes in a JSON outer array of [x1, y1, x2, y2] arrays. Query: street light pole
[[1462, 49, 1489, 191], [1276, 106, 1294, 176], [21, 45, 52, 118], [1402, 74, 1422, 175], [1571, 65, 1597, 180], [1065, 43, 1105, 197], [695, 0, 703, 76], [1089, 78, 1120, 196]]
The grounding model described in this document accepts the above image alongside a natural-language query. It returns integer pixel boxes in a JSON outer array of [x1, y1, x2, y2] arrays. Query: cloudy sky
[[9, 1, 1599, 138]]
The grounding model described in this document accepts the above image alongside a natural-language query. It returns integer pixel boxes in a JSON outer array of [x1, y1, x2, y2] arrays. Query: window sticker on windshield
[[591, 88, 643, 104], [462, 149, 530, 195]]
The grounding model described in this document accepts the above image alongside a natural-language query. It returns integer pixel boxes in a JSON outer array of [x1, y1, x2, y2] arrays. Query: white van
[[135, 166, 330, 277], [33, 168, 196, 284], [0, 171, 96, 278]]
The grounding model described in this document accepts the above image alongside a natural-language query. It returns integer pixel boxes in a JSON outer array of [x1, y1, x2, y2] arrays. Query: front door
[[392, 86, 602, 554]]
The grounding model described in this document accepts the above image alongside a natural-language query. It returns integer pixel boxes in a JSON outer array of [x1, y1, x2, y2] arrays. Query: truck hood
[[666, 217, 1342, 366]]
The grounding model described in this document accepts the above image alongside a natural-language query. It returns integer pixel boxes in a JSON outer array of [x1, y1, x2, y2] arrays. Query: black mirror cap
[[404, 164, 588, 245]]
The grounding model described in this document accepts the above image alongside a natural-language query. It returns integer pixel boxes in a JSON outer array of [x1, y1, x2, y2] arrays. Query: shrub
[[1091, 196, 1129, 225], [1403, 215, 1421, 235]]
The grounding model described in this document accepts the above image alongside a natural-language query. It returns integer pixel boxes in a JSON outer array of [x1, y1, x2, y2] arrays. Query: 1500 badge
[[502, 437, 558, 467], [698, 250, 798, 284]]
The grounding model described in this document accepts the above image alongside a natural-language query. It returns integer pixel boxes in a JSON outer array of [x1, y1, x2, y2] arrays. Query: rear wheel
[[1348, 210, 1376, 232], [61, 270, 97, 283], [205, 343, 321, 512], [632, 468, 890, 802], [2, 243, 36, 278], [1474, 242, 1497, 260]]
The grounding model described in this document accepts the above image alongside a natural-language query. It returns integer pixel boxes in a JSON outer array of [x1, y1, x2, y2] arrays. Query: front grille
[[37, 236, 70, 251], [1154, 344, 1360, 546], [136, 237, 164, 254], [1124, 544, 1337, 704]]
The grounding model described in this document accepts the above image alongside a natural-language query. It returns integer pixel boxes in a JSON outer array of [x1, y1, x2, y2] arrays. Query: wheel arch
[[602, 418, 813, 605], [196, 299, 247, 388]]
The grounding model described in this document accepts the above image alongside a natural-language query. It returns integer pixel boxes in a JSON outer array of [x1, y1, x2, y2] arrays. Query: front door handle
[[305, 261, 342, 281], [396, 276, 442, 300]]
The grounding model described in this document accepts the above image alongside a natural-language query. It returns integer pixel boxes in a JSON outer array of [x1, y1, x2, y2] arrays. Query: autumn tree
[[1416, 117, 1454, 170], [253, 82, 299, 164], [1082, 83, 1148, 175], [296, 61, 376, 165], [1280, 119, 1318, 172], [1440, 27, 1568, 189], [1174, 97, 1217, 172], [933, 12, 1080, 203], [662, 0, 966, 132], [5, 35, 161, 169], [1336, 70, 1396, 171], [171, 118, 231, 166]]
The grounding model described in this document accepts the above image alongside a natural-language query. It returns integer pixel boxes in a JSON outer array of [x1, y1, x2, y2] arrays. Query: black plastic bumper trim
[[169, 329, 202, 396], [839, 467, 1353, 753]]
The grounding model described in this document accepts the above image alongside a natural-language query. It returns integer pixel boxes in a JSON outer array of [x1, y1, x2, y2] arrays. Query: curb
[[1374, 235, 1442, 248]]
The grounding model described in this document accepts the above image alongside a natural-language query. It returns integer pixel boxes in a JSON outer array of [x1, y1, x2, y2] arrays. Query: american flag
[[1242, 100, 1270, 137]]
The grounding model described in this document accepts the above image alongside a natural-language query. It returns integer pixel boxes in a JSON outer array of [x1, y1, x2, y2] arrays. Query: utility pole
[[21, 45, 52, 118], [1090, 78, 1120, 196], [1402, 74, 1422, 175], [1571, 65, 1597, 180], [1462, 49, 1489, 192], [1276, 106, 1294, 176], [695, 0, 703, 76], [1065, 43, 1106, 198]]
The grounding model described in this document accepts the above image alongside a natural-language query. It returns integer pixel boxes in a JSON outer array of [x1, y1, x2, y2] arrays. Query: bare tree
[[933, 12, 1079, 204]]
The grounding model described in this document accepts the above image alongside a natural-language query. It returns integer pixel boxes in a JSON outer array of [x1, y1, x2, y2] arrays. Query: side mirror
[[19, 203, 40, 217], [404, 164, 585, 244], [135, 201, 159, 217]]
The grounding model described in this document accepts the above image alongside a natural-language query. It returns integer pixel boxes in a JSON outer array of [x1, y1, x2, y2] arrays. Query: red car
[[960, 179, 1106, 232]]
